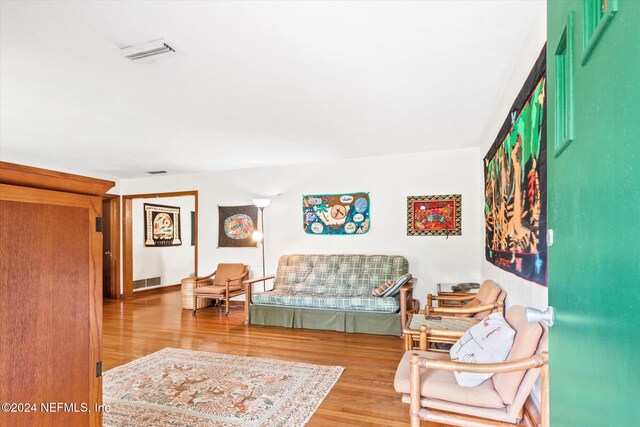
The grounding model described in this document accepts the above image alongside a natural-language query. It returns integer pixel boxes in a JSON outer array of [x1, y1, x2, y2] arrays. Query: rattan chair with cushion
[[191, 263, 249, 317], [404, 280, 507, 352], [425, 280, 506, 318], [394, 305, 548, 427]]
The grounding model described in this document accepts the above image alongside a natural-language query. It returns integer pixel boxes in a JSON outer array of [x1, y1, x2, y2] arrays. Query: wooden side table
[[403, 311, 479, 352]]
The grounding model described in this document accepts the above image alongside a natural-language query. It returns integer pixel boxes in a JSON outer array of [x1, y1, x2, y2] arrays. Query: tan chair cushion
[[493, 305, 543, 405], [193, 285, 242, 295], [213, 263, 246, 285], [394, 351, 506, 409], [473, 280, 502, 319]]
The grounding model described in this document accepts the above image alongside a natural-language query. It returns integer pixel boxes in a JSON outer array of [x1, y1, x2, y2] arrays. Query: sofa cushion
[[273, 254, 409, 297], [380, 273, 412, 297], [394, 351, 506, 409], [252, 289, 400, 313], [493, 306, 543, 405], [372, 280, 394, 296], [450, 312, 515, 387]]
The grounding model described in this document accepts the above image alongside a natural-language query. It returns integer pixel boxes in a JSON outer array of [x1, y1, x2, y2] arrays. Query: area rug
[[103, 348, 344, 427]]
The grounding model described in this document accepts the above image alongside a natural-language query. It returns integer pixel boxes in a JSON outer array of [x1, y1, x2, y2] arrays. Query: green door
[[547, 1, 640, 425]]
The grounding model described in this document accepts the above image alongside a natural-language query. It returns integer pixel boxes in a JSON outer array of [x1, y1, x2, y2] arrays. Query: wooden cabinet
[[0, 162, 114, 427]]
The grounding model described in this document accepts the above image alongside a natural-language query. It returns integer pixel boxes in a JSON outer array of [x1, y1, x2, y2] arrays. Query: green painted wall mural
[[547, 1, 640, 425]]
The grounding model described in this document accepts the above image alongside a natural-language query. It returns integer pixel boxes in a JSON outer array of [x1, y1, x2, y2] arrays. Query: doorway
[[122, 191, 198, 298], [102, 196, 120, 299]]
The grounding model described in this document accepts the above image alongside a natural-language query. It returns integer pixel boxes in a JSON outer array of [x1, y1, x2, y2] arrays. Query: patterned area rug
[[103, 348, 344, 426]]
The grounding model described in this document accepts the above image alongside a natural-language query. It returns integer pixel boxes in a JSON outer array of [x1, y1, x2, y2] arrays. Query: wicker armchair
[[395, 306, 549, 427], [425, 280, 506, 318], [191, 263, 249, 317]]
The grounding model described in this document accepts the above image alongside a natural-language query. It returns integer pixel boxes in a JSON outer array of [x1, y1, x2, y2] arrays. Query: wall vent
[[133, 276, 162, 290]]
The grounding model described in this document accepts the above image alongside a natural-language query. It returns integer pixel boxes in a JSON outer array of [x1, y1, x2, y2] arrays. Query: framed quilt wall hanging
[[484, 46, 547, 286], [218, 205, 258, 247], [407, 194, 462, 236], [144, 203, 182, 247], [303, 192, 369, 235]]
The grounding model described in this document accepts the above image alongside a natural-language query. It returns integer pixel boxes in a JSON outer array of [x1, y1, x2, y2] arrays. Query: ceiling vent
[[147, 170, 167, 175], [121, 40, 175, 60]]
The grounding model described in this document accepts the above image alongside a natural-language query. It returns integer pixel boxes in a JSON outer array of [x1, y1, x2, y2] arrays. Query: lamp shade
[[253, 198, 271, 208]]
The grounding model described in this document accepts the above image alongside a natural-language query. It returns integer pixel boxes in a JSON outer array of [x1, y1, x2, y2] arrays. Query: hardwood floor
[[103, 290, 447, 426]]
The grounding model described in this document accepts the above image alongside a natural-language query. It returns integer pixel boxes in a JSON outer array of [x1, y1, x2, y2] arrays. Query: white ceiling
[[0, 1, 544, 179]]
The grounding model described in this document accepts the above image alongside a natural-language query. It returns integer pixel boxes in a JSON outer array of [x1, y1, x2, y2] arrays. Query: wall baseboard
[[132, 283, 181, 297]]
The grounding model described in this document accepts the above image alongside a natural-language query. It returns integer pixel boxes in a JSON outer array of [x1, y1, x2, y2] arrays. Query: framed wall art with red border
[[407, 194, 461, 236]]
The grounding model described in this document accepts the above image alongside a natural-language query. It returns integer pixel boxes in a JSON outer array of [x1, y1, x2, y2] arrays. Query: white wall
[[132, 196, 195, 286], [478, 6, 548, 311], [121, 147, 482, 304]]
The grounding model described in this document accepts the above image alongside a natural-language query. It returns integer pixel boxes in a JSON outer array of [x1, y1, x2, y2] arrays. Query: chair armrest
[[425, 301, 503, 316], [411, 351, 548, 374], [243, 274, 276, 285], [195, 270, 216, 281], [438, 291, 476, 297], [432, 295, 476, 302], [418, 324, 466, 340], [426, 293, 476, 309], [226, 272, 249, 285]]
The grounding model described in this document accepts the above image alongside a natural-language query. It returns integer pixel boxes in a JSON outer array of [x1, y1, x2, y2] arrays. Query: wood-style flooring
[[103, 290, 447, 426]]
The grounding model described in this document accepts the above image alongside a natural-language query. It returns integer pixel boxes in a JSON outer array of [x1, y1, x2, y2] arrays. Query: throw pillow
[[371, 280, 394, 297], [380, 273, 412, 297], [449, 312, 516, 387], [454, 298, 482, 318]]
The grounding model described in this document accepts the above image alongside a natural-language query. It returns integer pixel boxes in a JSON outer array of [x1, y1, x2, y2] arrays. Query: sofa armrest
[[400, 278, 418, 333], [243, 274, 276, 285]]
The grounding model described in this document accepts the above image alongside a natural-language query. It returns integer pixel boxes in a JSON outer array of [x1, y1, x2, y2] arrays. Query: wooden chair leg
[[404, 333, 413, 351], [192, 295, 197, 315], [225, 298, 229, 316], [409, 354, 422, 427], [419, 325, 427, 351], [541, 353, 549, 427]]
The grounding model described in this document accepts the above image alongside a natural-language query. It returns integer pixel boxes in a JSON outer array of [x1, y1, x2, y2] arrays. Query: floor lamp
[[252, 198, 270, 292]]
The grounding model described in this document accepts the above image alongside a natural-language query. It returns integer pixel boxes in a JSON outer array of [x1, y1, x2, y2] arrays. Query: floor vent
[[133, 277, 162, 290]]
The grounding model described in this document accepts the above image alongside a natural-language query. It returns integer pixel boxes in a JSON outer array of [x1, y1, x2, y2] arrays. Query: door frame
[[122, 191, 198, 298], [102, 195, 121, 299]]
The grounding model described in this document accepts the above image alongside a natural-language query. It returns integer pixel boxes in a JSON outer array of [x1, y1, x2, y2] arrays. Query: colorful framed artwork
[[303, 192, 370, 235], [144, 203, 182, 247], [218, 205, 258, 247], [484, 47, 547, 286], [407, 194, 461, 236]]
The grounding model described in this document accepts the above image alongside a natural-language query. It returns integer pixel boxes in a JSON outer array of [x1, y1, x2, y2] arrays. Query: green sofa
[[245, 254, 417, 336]]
